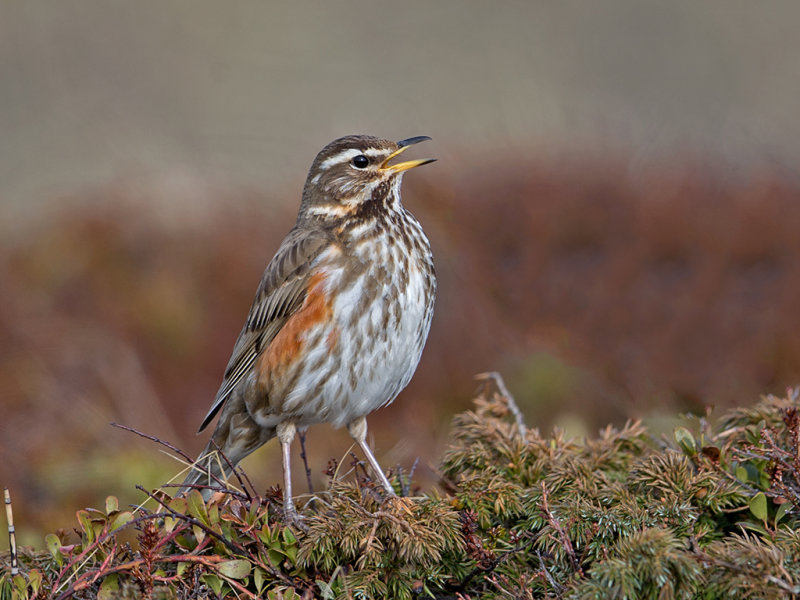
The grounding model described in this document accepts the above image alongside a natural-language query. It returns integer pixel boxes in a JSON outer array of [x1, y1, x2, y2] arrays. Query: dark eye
[[351, 155, 369, 168]]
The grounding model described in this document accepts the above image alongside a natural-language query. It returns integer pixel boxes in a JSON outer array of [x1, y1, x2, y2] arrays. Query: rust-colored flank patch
[[258, 271, 332, 381]]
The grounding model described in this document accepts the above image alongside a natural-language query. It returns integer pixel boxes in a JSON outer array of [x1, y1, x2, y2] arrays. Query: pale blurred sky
[[2, 1, 799, 221]]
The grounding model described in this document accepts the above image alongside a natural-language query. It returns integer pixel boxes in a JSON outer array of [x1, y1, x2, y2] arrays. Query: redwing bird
[[181, 135, 436, 518]]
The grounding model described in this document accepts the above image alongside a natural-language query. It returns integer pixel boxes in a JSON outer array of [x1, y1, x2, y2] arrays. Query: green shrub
[[2, 382, 799, 598]]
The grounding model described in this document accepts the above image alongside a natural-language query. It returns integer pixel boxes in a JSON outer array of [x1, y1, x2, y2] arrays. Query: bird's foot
[[282, 503, 308, 531]]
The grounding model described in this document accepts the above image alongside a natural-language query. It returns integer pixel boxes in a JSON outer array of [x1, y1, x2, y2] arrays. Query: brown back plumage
[[198, 226, 332, 431]]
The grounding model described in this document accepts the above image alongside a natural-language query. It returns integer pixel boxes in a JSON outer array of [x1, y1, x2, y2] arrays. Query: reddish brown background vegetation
[[2, 152, 800, 540]]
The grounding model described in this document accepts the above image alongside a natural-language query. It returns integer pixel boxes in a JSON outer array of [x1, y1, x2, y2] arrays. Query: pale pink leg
[[277, 421, 297, 518], [348, 416, 396, 495]]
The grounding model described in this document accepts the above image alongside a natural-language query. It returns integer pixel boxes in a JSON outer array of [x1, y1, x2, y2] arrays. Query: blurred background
[[3, 1, 800, 543]]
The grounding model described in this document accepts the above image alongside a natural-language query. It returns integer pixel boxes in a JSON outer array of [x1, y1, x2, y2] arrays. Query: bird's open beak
[[380, 136, 436, 173]]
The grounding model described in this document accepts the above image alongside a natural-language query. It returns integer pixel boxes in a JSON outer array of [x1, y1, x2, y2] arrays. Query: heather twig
[[476, 371, 527, 439]]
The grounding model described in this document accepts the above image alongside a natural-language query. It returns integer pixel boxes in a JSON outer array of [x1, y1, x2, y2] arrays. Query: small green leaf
[[741, 462, 763, 485], [775, 501, 791, 524], [13, 574, 27, 596], [164, 516, 177, 533], [268, 548, 283, 566], [218, 559, 251, 580], [282, 528, 296, 546], [97, 574, 120, 600], [45, 533, 63, 565], [208, 501, 220, 526], [169, 496, 188, 513], [735, 465, 748, 482], [268, 589, 297, 600], [176, 562, 190, 577], [201, 574, 223, 596], [186, 490, 209, 524], [254, 567, 267, 594], [267, 548, 286, 567], [76, 510, 95, 542], [110, 511, 134, 531], [674, 427, 695, 454], [317, 579, 335, 599], [257, 524, 272, 545], [105, 496, 119, 514], [192, 524, 206, 545], [164, 497, 187, 533], [749, 492, 768, 521], [27, 569, 42, 594], [248, 500, 265, 526], [282, 527, 298, 562]]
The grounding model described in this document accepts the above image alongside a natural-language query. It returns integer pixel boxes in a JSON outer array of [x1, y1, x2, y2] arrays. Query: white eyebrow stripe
[[319, 147, 388, 170], [319, 149, 361, 170], [305, 204, 352, 217]]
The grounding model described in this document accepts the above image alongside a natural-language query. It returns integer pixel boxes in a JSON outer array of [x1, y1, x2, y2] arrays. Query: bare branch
[[298, 428, 315, 496], [476, 371, 527, 439], [111, 422, 194, 463]]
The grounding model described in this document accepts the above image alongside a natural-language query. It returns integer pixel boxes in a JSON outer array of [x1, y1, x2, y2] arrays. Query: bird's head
[[299, 135, 435, 221]]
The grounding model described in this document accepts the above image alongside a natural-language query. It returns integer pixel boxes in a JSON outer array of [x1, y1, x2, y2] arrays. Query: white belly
[[280, 227, 435, 429]]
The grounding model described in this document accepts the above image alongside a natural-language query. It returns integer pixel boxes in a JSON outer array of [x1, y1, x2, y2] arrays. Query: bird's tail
[[178, 442, 235, 500], [176, 420, 277, 500]]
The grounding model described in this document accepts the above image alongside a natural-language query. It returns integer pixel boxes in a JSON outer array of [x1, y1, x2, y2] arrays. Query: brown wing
[[197, 225, 332, 432]]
